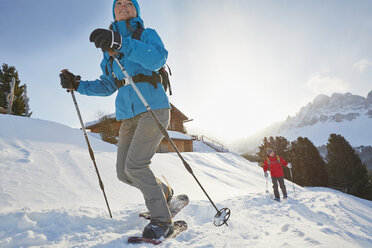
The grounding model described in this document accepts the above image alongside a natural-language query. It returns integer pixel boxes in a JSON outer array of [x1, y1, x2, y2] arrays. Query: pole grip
[[88, 145, 95, 161]]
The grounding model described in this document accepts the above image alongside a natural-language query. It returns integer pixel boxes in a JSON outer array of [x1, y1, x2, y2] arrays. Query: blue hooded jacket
[[77, 0, 170, 120]]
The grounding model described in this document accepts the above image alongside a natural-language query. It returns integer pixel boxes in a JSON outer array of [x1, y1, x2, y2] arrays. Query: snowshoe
[[128, 220, 187, 245]]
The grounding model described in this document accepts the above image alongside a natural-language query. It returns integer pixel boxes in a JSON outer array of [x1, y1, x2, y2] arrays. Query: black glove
[[60, 69, 80, 91], [89, 28, 122, 52]]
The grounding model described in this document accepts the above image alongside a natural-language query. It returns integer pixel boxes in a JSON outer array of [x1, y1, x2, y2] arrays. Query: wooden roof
[[170, 103, 189, 121], [0, 107, 7, 114]]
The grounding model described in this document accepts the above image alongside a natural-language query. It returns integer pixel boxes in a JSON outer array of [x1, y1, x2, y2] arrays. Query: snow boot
[[274, 197, 280, 202], [142, 220, 174, 239]]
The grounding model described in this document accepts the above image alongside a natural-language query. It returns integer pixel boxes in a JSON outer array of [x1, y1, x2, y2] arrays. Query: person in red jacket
[[263, 148, 292, 201]]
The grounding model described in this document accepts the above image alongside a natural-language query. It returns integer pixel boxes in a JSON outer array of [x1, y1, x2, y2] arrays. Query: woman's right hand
[[89, 29, 122, 53], [60, 69, 80, 91]]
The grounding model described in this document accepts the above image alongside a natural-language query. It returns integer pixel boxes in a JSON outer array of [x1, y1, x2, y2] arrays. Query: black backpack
[[131, 27, 172, 95]]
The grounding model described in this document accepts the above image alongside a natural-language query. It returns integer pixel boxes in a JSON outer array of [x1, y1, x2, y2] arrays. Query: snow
[[1, 114, 372, 247], [168, 130, 192, 140], [193, 140, 216, 153]]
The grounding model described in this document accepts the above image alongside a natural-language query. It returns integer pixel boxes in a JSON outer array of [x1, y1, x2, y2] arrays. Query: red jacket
[[263, 155, 288, 178]]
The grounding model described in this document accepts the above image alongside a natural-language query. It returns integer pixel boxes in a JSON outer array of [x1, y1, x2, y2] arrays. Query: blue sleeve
[[76, 55, 118, 96], [118, 28, 168, 71]]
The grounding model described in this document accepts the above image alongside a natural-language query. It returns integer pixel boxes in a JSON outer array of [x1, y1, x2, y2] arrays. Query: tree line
[[0, 63, 31, 116], [242, 134, 372, 201]]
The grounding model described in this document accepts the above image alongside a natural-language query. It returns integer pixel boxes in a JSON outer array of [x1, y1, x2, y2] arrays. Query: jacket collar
[[111, 17, 144, 37]]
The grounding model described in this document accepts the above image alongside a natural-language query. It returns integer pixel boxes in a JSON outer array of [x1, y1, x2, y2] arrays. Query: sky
[[1, 0, 372, 144]]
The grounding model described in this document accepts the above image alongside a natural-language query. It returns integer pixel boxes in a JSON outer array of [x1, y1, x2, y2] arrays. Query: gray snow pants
[[116, 108, 172, 223], [272, 176, 287, 199]]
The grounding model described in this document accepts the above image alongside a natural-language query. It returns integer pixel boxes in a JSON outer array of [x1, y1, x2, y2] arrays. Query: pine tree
[[241, 153, 260, 162], [288, 137, 328, 187], [326, 134, 372, 200], [0, 64, 31, 116]]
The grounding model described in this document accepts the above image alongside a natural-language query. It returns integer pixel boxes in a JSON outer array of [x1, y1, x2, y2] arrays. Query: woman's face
[[114, 0, 137, 21]]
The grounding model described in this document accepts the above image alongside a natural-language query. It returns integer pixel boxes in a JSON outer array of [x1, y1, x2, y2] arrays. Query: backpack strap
[[132, 26, 145, 40], [127, 26, 172, 94], [276, 155, 283, 166], [267, 155, 283, 171], [115, 71, 160, 89], [132, 26, 172, 95]]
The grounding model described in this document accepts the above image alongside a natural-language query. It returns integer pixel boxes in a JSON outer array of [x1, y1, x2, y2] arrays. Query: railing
[[200, 135, 229, 152]]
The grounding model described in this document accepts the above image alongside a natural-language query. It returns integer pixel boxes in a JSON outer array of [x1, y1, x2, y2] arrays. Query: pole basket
[[213, 208, 231, 227]]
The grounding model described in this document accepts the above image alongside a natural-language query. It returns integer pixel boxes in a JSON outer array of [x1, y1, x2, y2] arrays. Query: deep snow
[[1, 114, 372, 247]]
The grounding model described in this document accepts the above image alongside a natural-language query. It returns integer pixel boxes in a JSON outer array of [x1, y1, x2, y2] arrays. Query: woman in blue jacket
[[60, 0, 174, 239]]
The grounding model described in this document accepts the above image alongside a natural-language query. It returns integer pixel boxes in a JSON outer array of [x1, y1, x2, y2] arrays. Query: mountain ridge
[[280, 90, 372, 131], [231, 90, 372, 155]]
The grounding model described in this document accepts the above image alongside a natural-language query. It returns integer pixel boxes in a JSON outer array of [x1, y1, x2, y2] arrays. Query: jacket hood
[[113, 0, 141, 20]]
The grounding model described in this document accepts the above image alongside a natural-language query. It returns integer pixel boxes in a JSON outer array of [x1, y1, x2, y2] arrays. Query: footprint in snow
[[281, 224, 291, 232]]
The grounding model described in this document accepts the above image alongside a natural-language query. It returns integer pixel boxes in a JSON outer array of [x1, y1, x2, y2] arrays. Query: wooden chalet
[[0, 107, 7, 114], [85, 103, 193, 152]]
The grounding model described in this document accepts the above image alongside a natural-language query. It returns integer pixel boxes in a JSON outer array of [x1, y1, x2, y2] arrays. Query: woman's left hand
[[89, 29, 122, 52], [60, 69, 80, 91]]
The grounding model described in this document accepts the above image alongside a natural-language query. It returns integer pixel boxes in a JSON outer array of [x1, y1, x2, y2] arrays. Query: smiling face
[[114, 0, 137, 21]]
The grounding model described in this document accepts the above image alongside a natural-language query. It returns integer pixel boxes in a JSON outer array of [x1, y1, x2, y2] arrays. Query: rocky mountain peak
[[280, 90, 372, 130], [312, 94, 330, 108], [368, 90, 372, 103]]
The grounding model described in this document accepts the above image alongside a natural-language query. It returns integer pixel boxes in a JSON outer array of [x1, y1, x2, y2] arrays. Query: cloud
[[353, 59, 372, 72], [306, 75, 350, 95]]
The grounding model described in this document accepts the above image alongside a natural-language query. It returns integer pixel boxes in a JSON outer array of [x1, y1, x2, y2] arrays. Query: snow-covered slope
[[231, 90, 372, 153], [1, 114, 372, 247]]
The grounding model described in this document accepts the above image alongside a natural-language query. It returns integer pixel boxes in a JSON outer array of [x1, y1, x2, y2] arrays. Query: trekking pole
[[62, 70, 113, 219], [110, 53, 230, 227], [262, 168, 269, 194], [289, 168, 296, 198]]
